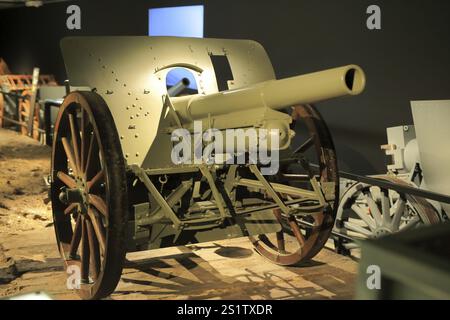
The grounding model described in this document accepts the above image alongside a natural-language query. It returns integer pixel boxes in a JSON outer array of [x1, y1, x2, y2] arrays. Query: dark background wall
[[1, 0, 449, 174]]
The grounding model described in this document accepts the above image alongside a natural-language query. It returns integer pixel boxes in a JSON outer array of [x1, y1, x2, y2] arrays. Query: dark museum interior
[[0, 0, 449, 301], [1, 0, 450, 173]]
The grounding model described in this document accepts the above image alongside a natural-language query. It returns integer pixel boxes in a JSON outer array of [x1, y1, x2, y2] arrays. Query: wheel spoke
[[272, 208, 284, 224], [81, 218, 90, 283], [86, 219, 100, 280], [276, 232, 286, 253], [69, 215, 82, 259], [343, 242, 360, 250], [380, 189, 391, 226], [87, 170, 105, 191], [68, 112, 81, 172], [364, 194, 383, 227], [350, 203, 376, 231], [64, 203, 78, 215], [84, 132, 97, 177], [343, 221, 372, 237], [288, 216, 306, 247], [88, 194, 108, 217], [272, 209, 286, 253], [391, 197, 406, 230], [80, 109, 87, 173], [400, 216, 420, 231], [87, 208, 106, 254], [57, 171, 76, 189], [294, 135, 315, 154], [61, 137, 78, 175]]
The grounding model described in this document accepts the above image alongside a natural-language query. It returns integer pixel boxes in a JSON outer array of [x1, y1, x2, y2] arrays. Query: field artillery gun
[[51, 36, 365, 299], [0, 60, 57, 140]]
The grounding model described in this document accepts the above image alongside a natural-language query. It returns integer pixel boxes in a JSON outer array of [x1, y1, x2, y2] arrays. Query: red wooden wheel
[[51, 91, 128, 299], [249, 104, 339, 265]]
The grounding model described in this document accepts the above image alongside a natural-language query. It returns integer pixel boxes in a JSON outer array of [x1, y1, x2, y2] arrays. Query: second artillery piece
[[50, 36, 366, 299]]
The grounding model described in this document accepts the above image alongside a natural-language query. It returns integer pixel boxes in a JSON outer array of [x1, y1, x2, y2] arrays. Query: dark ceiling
[[0, 0, 71, 10]]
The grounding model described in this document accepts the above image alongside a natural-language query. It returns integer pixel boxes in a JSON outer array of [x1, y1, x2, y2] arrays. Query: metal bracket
[[249, 164, 291, 215], [198, 165, 228, 224], [163, 94, 183, 130], [129, 164, 229, 233], [138, 180, 193, 227], [132, 202, 151, 245], [129, 164, 184, 230]]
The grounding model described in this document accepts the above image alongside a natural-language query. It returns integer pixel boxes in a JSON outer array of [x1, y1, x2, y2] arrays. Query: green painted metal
[[356, 222, 450, 299], [60, 36, 365, 169], [60, 36, 366, 250]]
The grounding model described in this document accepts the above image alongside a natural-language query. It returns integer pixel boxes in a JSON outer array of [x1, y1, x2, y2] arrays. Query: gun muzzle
[[172, 64, 365, 123], [167, 77, 190, 97]]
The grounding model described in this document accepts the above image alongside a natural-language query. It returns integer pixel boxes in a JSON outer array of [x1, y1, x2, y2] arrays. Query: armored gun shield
[[51, 36, 365, 299]]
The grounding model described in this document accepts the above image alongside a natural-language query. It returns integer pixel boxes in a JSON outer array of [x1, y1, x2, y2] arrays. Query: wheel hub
[[373, 227, 392, 238], [59, 175, 90, 214]]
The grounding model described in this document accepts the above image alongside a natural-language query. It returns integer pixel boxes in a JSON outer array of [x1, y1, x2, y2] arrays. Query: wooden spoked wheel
[[19, 90, 40, 139], [249, 104, 339, 265], [334, 175, 441, 251], [51, 91, 128, 299]]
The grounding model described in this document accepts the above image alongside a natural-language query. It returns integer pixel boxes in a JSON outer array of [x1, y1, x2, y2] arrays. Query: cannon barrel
[[173, 64, 365, 123], [167, 77, 190, 97]]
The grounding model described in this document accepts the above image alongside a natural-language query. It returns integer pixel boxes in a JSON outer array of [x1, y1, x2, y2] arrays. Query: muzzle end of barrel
[[344, 65, 366, 95]]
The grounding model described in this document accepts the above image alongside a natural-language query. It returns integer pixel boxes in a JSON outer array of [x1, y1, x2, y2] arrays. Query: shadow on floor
[[117, 245, 355, 300]]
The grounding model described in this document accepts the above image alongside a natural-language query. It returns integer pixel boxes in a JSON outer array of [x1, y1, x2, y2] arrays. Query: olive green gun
[[51, 36, 365, 299]]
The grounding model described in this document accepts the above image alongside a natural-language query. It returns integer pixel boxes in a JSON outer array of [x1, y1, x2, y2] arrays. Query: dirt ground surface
[[0, 128, 52, 235], [0, 128, 358, 300]]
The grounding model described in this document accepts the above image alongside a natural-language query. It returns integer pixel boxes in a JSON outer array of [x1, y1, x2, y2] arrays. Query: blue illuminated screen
[[148, 5, 204, 38], [149, 5, 204, 90]]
